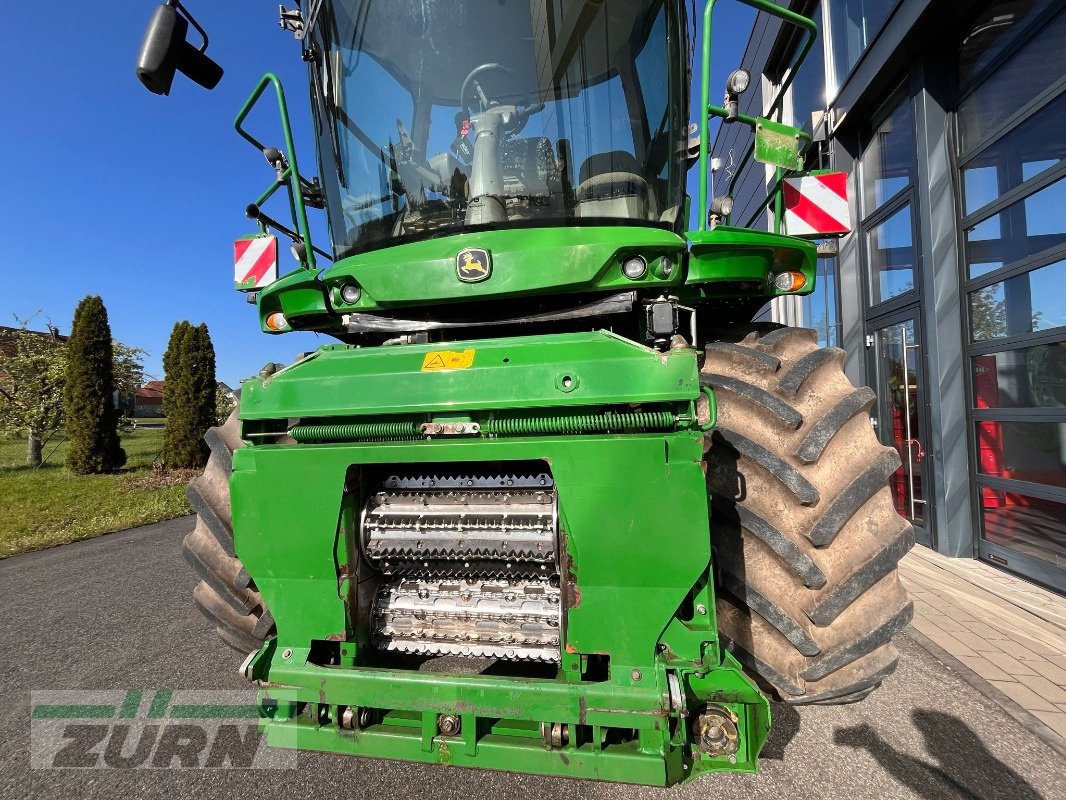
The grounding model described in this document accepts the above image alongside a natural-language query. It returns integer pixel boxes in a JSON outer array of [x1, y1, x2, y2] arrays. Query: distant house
[[0, 325, 66, 382], [134, 380, 166, 418]]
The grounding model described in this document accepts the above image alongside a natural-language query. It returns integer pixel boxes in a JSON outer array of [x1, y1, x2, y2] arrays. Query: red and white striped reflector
[[233, 235, 278, 290], [782, 172, 851, 237]]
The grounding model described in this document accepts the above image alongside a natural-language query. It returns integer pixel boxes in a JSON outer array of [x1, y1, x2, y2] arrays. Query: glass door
[[870, 316, 932, 545]]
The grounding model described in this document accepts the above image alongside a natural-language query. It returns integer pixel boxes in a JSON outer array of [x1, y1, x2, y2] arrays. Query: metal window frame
[[823, 0, 907, 102], [963, 242, 1066, 301], [952, 9, 1066, 586], [978, 540, 1065, 594], [856, 82, 924, 313], [957, 80, 1066, 167], [955, 2, 1066, 109], [960, 156, 1066, 236], [864, 306, 935, 544], [861, 191, 920, 314], [976, 474, 1066, 504]]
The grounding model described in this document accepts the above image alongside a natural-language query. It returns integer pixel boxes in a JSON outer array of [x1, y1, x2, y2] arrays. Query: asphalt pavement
[[1, 516, 1063, 799]]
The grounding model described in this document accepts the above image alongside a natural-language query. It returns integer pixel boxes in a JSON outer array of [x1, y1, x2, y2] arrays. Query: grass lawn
[[0, 428, 193, 558]]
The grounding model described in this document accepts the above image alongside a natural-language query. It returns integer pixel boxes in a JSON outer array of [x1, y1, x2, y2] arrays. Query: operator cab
[[306, 0, 689, 258]]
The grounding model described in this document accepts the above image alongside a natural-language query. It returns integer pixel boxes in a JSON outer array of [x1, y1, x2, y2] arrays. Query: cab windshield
[[309, 0, 687, 258]]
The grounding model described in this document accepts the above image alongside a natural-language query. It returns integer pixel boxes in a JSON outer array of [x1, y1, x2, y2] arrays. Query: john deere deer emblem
[[456, 248, 491, 282]]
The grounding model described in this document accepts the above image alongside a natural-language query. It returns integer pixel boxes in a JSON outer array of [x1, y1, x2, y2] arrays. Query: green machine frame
[[225, 0, 822, 785]]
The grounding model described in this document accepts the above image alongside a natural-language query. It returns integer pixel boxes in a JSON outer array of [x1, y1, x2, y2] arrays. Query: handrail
[[235, 72, 318, 271], [696, 0, 818, 232]]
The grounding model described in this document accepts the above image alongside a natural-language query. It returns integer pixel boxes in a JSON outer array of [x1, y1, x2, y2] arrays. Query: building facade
[[714, 0, 1065, 591], [133, 380, 165, 418]]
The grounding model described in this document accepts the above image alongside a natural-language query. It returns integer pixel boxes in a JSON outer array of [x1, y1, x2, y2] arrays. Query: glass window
[[961, 96, 1066, 216], [957, 9, 1066, 153], [785, 1, 827, 130], [969, 259, 1066, 341], [976, 421, 1066, 488], [965, 178, 1066, 277], [799, 254, 840, 347], [959, 0, 1058, 89], [973, 341, 1066, 409], [867, 203, 915, 303], [970, 261, 1005, 279], [828, 0, 898, 81], [311, 0, 687, 257], [860, 91, 915, 213], [981, 493, 1066, 568]]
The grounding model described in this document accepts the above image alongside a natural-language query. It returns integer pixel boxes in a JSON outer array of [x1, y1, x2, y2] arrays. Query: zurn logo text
[[30, 690, 294, 769]]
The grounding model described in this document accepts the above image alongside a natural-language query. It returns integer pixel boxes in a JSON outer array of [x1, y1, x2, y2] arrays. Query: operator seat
[[574, 151, 657, 221]]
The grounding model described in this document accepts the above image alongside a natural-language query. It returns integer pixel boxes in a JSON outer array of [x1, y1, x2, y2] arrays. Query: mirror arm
[[169, 0, 211, 53]]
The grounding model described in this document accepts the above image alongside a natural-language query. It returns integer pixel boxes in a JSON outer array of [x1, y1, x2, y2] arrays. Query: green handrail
[[696, 0, 819, 232], [235, 72, 317, 271]]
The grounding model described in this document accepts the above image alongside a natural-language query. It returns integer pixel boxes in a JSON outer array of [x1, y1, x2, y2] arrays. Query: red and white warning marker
[[782, 172, 851, 237], [233, 235, 279, 290]]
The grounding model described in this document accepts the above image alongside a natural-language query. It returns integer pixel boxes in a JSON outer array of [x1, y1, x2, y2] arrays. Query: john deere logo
[[456, 248, 491, 282]]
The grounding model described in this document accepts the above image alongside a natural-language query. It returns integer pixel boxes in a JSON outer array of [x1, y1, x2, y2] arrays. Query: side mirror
[[136, 3, 223, 95]]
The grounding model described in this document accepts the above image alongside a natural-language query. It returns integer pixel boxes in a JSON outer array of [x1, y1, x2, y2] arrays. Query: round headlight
[[710, 195, 734, 217], [726, 69, 751, 95], [622, 256, 648, 280], [773, 271, 807, 292], [340, 283, 362, 304]]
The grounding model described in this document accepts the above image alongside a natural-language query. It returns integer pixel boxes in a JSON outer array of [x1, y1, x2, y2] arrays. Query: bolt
[[282, 648, 293, 660], [631, 669, 642, 682], [694, 705, 740, 757], [438, 714, 461, 736], [696, 604, 707, 615]]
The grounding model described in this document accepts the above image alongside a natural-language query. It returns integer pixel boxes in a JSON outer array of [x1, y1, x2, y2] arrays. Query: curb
[[905, 627, 1066, 759]]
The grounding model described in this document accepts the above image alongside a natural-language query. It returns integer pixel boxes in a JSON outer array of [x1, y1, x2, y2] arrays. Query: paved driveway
[[1, 517, 1062, 799]]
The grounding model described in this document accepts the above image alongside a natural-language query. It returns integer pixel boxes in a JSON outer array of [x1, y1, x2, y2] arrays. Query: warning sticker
[[420, 349, 476, 372]]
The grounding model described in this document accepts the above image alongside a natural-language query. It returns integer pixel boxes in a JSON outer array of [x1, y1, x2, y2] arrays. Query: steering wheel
[[460, 63, 543, 133]]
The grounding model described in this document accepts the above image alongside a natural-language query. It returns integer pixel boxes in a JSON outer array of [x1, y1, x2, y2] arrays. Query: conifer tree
[[64, 296, 125, 474], [162, 321, 217, 469]]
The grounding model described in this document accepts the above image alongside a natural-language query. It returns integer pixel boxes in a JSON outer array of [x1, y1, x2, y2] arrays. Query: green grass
[[0, 429, 193, 558]]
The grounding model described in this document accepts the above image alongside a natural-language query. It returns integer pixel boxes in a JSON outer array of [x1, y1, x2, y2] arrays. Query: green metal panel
[[320, 226, 685, 309], [754, 117, 806, 171], [239, 331, 701, 420], [232, 330, 769, 783], [686, 226, 816, 295]]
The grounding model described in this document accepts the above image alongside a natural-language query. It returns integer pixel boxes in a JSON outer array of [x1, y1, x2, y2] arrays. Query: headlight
[[772, 271, 807, 292], [726, 69, 751, 95], [622, 256, 648, 280], [340, 283, 362, 304]]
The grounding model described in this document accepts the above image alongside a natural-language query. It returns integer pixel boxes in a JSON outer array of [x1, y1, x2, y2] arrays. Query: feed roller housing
[[236, 331, 770, 784]]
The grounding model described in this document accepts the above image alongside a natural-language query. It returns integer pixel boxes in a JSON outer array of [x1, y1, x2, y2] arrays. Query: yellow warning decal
[[421, 349, 476, 372]]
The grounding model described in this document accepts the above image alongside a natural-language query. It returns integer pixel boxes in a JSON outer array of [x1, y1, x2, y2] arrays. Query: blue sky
[[0, 1, 752, 386]]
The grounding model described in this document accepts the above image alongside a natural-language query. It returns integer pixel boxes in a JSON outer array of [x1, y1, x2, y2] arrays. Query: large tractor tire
[[182, 411, 275, 653], [703, 326, 914, 705]]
